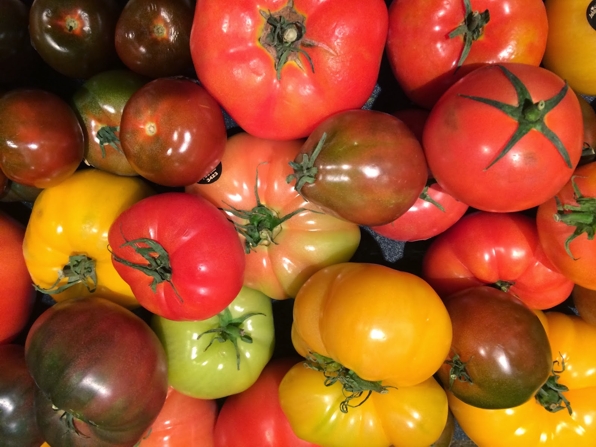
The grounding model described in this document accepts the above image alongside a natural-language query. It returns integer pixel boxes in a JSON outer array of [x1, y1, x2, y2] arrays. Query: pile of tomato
[[1, 0, 596, 446]]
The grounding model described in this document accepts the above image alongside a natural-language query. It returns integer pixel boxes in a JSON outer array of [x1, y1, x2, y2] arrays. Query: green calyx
[[448, 0, 490, 70], [552, 175, 596, 259], [305, 352, 395, 413], [535, 355, 572, 415], [34, 254, 97, 295], [460, 64, 573, 170], [286, 132, 327, 193], [52, 403, 95, 438], [418, 179, 445, 212], [96, 126, 122, 157], [445, 353, 473, 389], [197, 307, 265, 370], [259, 0, 314, 80]]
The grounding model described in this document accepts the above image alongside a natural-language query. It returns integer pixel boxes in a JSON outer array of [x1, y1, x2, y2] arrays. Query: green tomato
[[151, 286, 275, 399]]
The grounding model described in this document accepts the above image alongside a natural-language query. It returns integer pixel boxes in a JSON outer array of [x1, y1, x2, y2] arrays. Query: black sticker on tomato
[[588, 0, 596, 31], [198, 162, 222, 184]]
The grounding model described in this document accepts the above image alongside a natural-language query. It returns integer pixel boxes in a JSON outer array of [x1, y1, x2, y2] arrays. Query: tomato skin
[[572, 284, 596, 327], [190, 0, 388, 140], [120, 77, 227, 187], [421, 211, 574, 309], [423, 63, 584, 212], [29, 0, 121, 79], [25, 296, 169, 447], [0, 89, 84, 188], [386, 0, 548, 109]]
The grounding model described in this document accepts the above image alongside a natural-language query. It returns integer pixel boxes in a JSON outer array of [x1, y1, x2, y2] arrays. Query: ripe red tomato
[[423, 63, 584, 212], [189, 0, 388, 140], [386, 0, 548, 109]]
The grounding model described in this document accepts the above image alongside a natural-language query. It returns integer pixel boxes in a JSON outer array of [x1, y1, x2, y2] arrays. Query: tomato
[[29, 0, 121, 79], [542, 0, 596, 96], [278, 262, 452, 446], [71, 69, 149, 176], [152, 286, 274, 399], [186, 132, 361, 300], [449, 311, 596, 446], [136, 387, 217, 447], [109, 192, 245, 320], [578, 95, 596, 165], [119, 77, 227, 187], [189, 0, 388, 140], [421, 211, 574, 309], [0, 210, 36, 344], [0, 88, 84, 188], [286, 109, 428, 226], [0, 345, 44, 447], [214, 357, 319, 447], [115, 0, 195, 79], [572, 284, 596, 327], [386, 0, 548, 109], [536, 161, 596, 290], [423, 63, 584, 212], [0, 179, 43, 203], [23, 168, 155, 308]]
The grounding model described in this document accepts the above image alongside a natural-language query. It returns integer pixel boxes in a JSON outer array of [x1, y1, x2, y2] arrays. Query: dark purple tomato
[[287, 109, 428, 226], [436, 286, 552, 409], [25, 296, 168, 447], [0, 88, 84, 188], [120, 77, 226, 187], [0, 344, 45, 447], [115, 0, 195, 79], [72, 69, 149, 176], [29, 0, 121, 79], [572, 284, 596, 327]]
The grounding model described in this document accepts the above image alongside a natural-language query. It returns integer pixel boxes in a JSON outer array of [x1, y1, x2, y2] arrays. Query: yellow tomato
[[23, 169, 154, 308]]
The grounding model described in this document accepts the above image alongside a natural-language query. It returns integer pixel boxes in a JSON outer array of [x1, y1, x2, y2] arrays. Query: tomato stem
[[445, 353, 473, 389], [419, 179, 445, 212], [34, 254, 97, 295], [448, 0, 490, 70], [287, 132, 327, 193], [96, 125, 122, 157], [534, 355, 572, 415]]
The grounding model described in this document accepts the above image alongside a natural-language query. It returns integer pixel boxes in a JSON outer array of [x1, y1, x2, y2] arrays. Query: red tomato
[[386, 0, 548, 109], [422, 211, 574, 309], [214, 357, 319, 447], [189, 0, 388, 140], [0, 210, 36, 344], [423, 63, 584, 212]]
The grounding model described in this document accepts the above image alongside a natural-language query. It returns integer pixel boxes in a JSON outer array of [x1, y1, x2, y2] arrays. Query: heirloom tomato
[[71, 69, 149, 176], [449, 311, 596, 446], [151, 286, 274, 399], [213, 357, 319, 447], [423, 63, 584, 212], [435, 286, 552, 409], [136, 387, 217, 447], [573, 284, 596, 327], [542, 0, 596, 96], [0, 210, 36, 344], [23, 168, 154, 308], [186, 132, 360, 300], [386, 0, 548, 109], [536, 161, 596, 290], [578, 95, 596, 164], [0, 345, 44, 447], [286, 109, 428, 226], [422, 211, 574, 309], [109, 192, 245, 321], [25, 296, 168, 447], [0, 88, 84, 188], [119, 77, 227, 187], [190, 0, 388, 140]]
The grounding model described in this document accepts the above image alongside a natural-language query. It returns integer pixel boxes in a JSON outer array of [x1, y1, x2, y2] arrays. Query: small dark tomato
[[0, 88, 84, 188], [120, 77, 226, 187], [72, 69, 149, 176], [29, 0, 121, 79], [572, 284, 596, 327], [0, 179, 43, 203], [115, 0, 196, 78]]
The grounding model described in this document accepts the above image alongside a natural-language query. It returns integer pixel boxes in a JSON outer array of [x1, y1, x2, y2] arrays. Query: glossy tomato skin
[[386, 0, 548, 109], [0, 210, 36, 344], [186, 133, 361, 300], [0, 89, 84, 188], [108, 192, 246, 321], [423, 63, 584, 212], [120, 77, 227, 187], [214, 357, 319, 447], [436, 286, 552, 409], [115, 0, 195, 79], [421, 211, 574, 309], [25, 296, 168, 447], [0, 345, 44, 447], [289, 109, 428, 226], [72, 69, 149, 176], [190, 0, 388, 140]]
